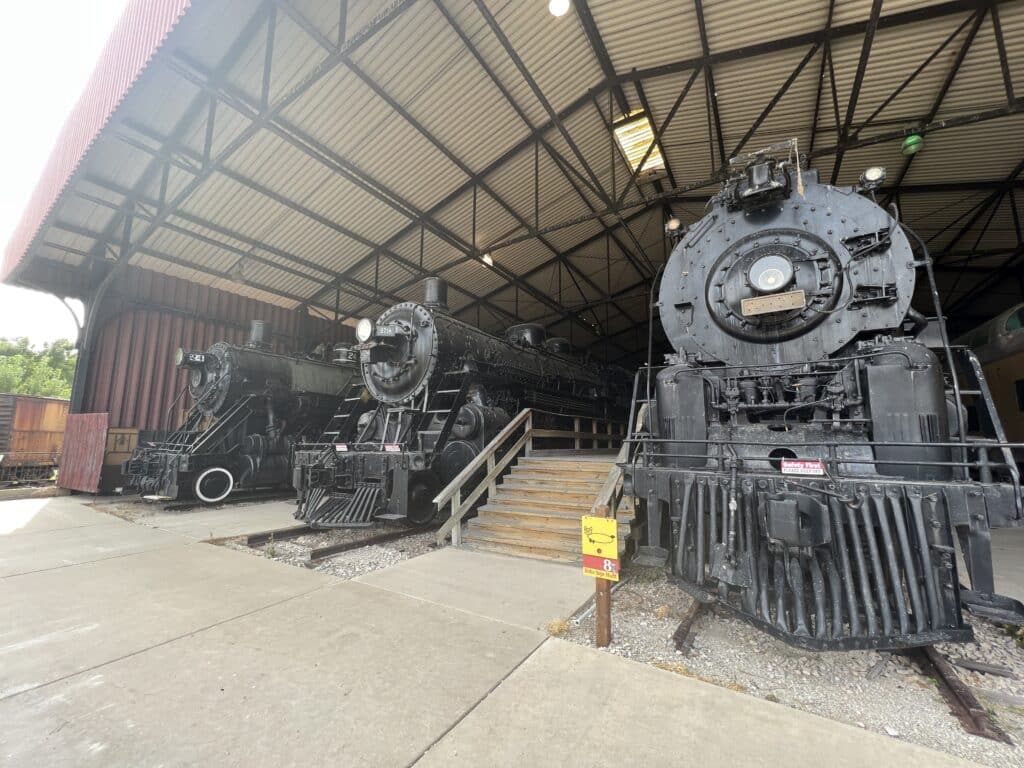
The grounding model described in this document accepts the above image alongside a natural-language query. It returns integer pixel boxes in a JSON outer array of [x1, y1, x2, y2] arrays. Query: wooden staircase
[[461, 455, 634, 563]]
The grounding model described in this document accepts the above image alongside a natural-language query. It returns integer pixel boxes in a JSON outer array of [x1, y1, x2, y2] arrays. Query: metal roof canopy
[[4, 0, 1024, 361]]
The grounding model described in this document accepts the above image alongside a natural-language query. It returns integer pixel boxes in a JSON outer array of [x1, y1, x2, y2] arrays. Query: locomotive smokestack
[[247, 320, 271, 350], [423, 277, 448, 311]]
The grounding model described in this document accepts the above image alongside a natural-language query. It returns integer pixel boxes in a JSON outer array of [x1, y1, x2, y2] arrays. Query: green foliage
[[0, 338, 77, 399]]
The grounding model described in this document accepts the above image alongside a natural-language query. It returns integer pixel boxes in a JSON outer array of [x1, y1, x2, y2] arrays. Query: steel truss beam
[[274, 0, 626, 337], [808, 0, 836, 155], [732, 42, 820, 158], [693, 0, 725, 169], [67, 180, 421, 312], [256, 1, 1020, 334], [163, 27, 625, 348], [479, 100, 1024, 254], [468, 0, 661, 303], [431, 0, 650, 282], [886, 9, 986, 201], [342, 0, 656, 332], [158, 66, 610, 345], [69, 4, 277, 279], [831, 0, 883, 184], [610, 1, 1010, 87], [99, 0, 418, 321]]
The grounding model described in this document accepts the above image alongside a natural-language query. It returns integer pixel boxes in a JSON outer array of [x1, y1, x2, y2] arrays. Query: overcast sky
[[0, 0, 130, 345]]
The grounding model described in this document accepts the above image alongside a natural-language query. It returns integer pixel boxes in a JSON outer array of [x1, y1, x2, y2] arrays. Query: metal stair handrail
[[589, 403, 648, 519], [434, 408, 534, 546]]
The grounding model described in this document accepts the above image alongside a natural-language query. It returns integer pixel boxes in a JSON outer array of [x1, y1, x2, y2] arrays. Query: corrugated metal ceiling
[[5, 0, 1023, 356]]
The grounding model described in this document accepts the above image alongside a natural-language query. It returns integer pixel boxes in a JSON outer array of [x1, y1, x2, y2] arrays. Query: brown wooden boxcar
[[0, 394, 69, 482]]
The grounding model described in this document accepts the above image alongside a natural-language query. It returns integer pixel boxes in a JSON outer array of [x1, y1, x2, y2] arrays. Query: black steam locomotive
[[625, 142, 1023, 650], [294, 278, 630, 527], [123, 321, 359, 502]]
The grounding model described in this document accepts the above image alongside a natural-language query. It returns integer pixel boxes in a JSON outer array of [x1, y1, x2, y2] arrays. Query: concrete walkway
[[128, 499, 301, 541], [1, 497, 976, 766]]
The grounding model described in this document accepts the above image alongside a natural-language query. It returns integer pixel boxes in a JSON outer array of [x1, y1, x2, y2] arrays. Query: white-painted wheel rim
[[194, 467, 234, 503]]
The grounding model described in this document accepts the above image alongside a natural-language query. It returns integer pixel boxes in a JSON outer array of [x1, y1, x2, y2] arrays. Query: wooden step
[[502, 474, 606, 490], [473, 514, 630, 536], [493, 485, 600, 503], [477, 504, 634, 528], [465, 519, 627, 558], [468, 518, 579, 545], [514, 458, 615, 473], [512, 463, 614, 476], [463, 523, 579, 556], [487, 492, 592, 513]]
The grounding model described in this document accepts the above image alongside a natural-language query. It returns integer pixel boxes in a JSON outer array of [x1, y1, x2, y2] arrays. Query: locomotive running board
[[302, 485, 380, 528]]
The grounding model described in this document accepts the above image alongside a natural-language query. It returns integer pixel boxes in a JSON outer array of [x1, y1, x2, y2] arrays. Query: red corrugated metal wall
[[59, 413, 109, 493], [81, 267, 354, 431]]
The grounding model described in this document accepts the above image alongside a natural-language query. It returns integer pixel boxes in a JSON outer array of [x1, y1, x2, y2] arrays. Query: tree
[[0, 338, 77, 398]]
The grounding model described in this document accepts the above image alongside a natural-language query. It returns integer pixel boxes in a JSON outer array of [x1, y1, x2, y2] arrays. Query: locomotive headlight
[[749, 254, 794, 294], [355, 317, 375, 343], [859, 165, 886, 191]]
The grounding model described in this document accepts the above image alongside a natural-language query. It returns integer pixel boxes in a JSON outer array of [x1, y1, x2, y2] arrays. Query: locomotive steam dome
[[660, 159, 917, 366]]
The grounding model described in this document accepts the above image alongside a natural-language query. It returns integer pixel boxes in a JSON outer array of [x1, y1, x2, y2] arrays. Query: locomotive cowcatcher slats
[[666, 475, 973, 650], [303, 484, 379, 528]]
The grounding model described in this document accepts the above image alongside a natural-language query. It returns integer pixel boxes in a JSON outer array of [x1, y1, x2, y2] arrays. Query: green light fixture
[[901, 134, 924, 156]]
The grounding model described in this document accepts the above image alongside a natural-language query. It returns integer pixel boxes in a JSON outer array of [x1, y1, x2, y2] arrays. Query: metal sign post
[[582, 510, 618, 648]]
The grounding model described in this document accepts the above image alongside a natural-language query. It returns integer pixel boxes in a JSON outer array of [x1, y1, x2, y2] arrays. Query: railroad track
[[668, 600, 1013, 745], [159, 488, 294, 512], [907, 645, 1013, 744], [242, 522, 439, 565]]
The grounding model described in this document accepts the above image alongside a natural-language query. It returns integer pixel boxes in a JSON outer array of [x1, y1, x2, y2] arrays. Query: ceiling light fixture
[[613, 111, 665, 174], [481, 253, 494, 266], [549, 0, 570, 17]]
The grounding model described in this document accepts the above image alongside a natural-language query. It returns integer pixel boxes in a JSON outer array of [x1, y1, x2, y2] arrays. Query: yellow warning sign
[[582, 515, 619, 582]]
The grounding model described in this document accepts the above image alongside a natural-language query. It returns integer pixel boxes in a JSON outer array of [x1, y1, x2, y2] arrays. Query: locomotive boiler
[[123, 321, 359, 502], [625, 141, 1023, 650], [295, 277, 630, 527]]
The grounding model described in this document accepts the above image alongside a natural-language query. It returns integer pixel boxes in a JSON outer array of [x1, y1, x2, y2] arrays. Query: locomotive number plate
[[741, 289, 806, 317]]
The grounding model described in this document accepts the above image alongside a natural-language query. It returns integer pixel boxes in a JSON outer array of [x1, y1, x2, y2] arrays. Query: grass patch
[[653, 661, 746, 693], [546, 618, 571, 637]]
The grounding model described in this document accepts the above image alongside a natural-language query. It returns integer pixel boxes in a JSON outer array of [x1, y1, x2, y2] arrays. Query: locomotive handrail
[[589, 403, 648, 519], [434, 408, 533, 546]]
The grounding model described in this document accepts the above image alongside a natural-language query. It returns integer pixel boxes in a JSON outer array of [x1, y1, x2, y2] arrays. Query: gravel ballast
[[561, 566, 1024, 768], [223, 526, 439, 580]]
